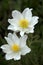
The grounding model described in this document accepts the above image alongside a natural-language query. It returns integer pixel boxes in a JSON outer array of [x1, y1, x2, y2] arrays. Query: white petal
[[20, 31, 25, 36], [12, 33, 19, 45], [4, 37, 13, 45], [22, 8, 32, 21], [8, 33, 19, 45], [13, 52, 21, 60], [12, 10, 23, 20], [8, 33, 13, 38], [28, 29, 34, 33], [21, 45, 31, 55], [26, 26, 34, 33], [30, 16, 39, 26], [5, 53, 14, 60], [8, 25, 19, 32], [8, 25, 15, 31], [8, 19, 18, 26], [1, 44, 12, 53], [5, 33, 20, 45], [19, 35, 28, 47]]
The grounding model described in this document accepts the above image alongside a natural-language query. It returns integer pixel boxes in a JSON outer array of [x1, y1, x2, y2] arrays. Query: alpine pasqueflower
[[8, 8, 39, 36], [1, 33, 31, 60]]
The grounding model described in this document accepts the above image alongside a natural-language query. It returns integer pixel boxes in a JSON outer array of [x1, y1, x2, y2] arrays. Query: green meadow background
[[0, 0, 43, 65]]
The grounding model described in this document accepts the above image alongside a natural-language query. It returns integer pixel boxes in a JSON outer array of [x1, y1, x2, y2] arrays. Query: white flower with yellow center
[[8, 8, 39, 36], [1, 33, 31, 60]]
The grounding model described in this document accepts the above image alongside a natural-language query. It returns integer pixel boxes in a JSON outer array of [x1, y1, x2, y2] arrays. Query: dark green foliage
[[0, 0, 43, 65]]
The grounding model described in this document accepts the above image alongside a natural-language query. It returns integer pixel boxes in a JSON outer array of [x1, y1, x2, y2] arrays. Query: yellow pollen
[[11, 44, 20, 52], [19, 19, 29, 28]]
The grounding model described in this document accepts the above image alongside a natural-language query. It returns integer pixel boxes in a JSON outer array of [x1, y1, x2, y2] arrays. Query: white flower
[[8, 8, 39, 36], [1, 33, 31, 60]]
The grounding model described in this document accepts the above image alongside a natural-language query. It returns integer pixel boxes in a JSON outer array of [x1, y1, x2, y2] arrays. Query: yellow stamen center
[[19, 19, 29, 28], [11, 44, 20, 52]]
